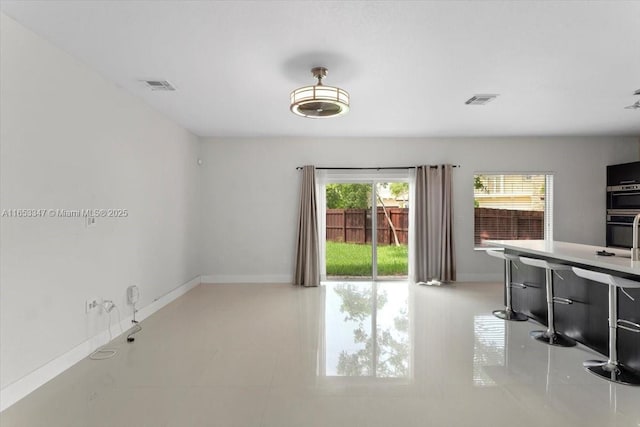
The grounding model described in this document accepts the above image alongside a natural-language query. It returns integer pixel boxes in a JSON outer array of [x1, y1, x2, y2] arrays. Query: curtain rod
[[295, 165, 460, 170]]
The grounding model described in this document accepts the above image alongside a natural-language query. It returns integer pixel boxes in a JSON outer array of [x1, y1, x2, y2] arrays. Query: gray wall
[[0, 14, 201, 389], [199, 137, 638, 283]]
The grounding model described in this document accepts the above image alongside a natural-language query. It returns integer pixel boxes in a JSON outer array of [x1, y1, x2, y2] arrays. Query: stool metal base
[[530, 330, 577, 347], [493, 309, 528, 322], [583, 360, 640, 386]]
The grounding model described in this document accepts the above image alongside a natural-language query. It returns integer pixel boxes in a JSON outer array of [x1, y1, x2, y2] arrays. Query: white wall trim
[[200, 274, 499, 284], [137, 275, 201, 320], [200, 274, 292, 284], [0, 275, 201, 412]]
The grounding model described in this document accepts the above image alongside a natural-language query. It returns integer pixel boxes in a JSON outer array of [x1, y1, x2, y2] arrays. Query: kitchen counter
[[486, 240, 640, 276], [485, 239, 640, 373]]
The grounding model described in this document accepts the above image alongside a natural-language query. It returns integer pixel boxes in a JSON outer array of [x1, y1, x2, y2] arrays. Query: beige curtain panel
[[413, 164, 456, 283], [294, 165, 320, 287]]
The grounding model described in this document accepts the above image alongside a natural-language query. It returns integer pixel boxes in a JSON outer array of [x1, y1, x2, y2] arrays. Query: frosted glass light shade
[[290, 84, 350, 118]]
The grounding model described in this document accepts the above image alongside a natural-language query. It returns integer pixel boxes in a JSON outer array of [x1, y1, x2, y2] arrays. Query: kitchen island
[[487, 240, 640, 375]]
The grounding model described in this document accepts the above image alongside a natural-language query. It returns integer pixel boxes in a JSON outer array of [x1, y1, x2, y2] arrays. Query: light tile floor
[[1, 281, 639, 427]]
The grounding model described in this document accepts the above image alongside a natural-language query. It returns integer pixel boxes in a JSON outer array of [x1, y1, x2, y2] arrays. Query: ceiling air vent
[[142, 80, 176, 91], [624, 89, 640, 109], [465, 94, 499, 105]]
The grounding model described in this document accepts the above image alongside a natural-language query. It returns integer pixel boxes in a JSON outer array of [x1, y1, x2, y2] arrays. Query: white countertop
[[486, 240, 640, 276]]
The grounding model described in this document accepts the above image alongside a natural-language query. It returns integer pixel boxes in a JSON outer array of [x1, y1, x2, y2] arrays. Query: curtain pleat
[[294, 165, 320, 287], [412, 164, 456, 283], [414, 166, 429, 282], [439, 164, 456, 281]]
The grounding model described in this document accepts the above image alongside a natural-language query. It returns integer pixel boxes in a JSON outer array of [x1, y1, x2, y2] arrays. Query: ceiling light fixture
[[290, 67, 349, 118]]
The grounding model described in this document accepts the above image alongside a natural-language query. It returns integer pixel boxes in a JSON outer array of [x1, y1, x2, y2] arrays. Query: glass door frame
[[318, 169, 410, 282]]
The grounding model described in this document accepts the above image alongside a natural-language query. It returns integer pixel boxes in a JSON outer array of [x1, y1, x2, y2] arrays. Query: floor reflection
[[473, 314, 505, 387], [4, 282, 640, 427], [321, 282, 411, 379]]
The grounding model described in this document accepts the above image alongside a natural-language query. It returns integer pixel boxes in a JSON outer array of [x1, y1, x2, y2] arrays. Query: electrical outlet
[[85, 298, 100, 313]]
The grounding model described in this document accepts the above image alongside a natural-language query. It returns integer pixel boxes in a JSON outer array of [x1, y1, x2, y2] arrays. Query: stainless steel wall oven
[[607, 184, 640, 211], [606, 210, 640, 248], [606, 161, 640, 248]]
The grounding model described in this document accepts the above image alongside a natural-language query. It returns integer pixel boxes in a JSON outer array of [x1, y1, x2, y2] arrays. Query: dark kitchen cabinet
[[607, 161, 640, 186], [618, 286, 640, 373], [506, 250, 639, 373], [510, 261, 546, 324]]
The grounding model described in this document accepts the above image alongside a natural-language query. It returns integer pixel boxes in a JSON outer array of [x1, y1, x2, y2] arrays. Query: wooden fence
[[474, 207, 543, 246], [326, 207, 542, 246], [326, 208, 409, 245]]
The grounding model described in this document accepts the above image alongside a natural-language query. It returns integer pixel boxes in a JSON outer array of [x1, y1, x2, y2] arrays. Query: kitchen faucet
[[633, 213, 640, 261]]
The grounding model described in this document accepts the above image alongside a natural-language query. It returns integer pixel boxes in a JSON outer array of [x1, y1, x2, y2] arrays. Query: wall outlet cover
[[85, 298, 100, 313]]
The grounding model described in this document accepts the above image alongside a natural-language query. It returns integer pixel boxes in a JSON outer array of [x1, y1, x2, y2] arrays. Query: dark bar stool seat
[[519, 257, 576, 347], [487, 250, 528, 321], [572, 267, 640, 386]]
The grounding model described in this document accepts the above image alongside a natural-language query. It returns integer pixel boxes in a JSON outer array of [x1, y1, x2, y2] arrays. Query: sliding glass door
[[320, 171, 409, 281], [325, 182, 373, 280], [374, 181, 409, 280]]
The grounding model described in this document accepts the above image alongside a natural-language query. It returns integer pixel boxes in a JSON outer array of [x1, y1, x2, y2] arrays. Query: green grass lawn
[[326, 241, 408, 277]]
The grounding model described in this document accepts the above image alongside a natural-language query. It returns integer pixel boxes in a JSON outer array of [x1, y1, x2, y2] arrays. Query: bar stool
[[572, 267, 640, 385], [486, 250, 528, 321], [519, 257, 576, 347]]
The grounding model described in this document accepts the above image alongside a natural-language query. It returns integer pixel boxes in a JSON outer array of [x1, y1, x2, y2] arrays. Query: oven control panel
[[607, 184, 640, 192]]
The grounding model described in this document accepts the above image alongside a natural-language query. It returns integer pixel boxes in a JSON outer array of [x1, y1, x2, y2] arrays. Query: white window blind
[[474, 174, 552, 248]]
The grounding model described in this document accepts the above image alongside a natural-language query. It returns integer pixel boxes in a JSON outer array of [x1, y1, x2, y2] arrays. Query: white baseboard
[[201, 273, 500, 284], [200, 274, 292, 284], [200, 274, 501, 284], [0, 275, 201, 412], [138, 275, 201, 320]]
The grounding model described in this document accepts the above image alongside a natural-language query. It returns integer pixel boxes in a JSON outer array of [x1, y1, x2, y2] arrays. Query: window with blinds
[[474, 174, 553, 248]]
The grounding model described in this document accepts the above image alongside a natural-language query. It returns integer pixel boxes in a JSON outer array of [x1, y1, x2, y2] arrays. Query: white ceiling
[[1, 0, 639, 138]]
